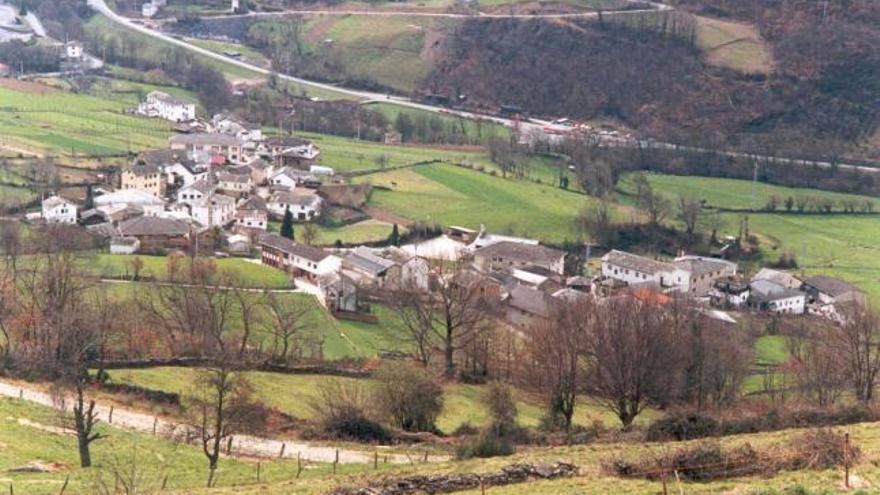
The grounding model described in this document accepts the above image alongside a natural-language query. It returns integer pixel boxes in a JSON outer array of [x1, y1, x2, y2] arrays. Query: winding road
[[86, 0, 879, 174], [0, 378, 439, 465]]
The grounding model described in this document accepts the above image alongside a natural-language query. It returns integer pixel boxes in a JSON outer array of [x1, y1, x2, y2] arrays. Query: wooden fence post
[[256, 462, 261, 482], [333, 449, 339, 475], [153, 417, 158, 435], [108, 406, 114, 424], [279, 442, 286, 459], [226, 436, 233, 455], [845, 432, 851, 489], [296, 452, 303, 479], [374, 451, 378, 470]]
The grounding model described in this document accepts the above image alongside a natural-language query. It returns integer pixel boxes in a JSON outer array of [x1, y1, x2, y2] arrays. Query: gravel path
[[0, 380, 443, 465]]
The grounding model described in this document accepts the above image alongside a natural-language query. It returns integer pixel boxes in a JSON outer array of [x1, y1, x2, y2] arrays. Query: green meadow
[[354, 164, 593, 243], [621, 173, 880, 300], [0, 85, 172, 156]]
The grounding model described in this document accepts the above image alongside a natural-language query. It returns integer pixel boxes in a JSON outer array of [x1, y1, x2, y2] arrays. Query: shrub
[[646, 411, 719, 441], [451, 422, 480, 437], [372, 362, 444, 433], [783, 429, 860, 471], [455, 431, 515, 460], [308, 379, 390, 443], [483, 382, 518, 432]]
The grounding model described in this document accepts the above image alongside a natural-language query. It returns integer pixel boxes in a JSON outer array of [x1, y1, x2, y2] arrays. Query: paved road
[[189, 1, 670, 20], [0, 379, 439, 464], [87, 0, 879, 174]]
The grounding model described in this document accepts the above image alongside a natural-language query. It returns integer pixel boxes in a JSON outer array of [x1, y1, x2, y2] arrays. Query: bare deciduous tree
[[519, 300, 589, 431], [584, 297, 681, 429], [186, 362, 266, 487], [262, 292, 311, 364], [829, 305, 880, 403]]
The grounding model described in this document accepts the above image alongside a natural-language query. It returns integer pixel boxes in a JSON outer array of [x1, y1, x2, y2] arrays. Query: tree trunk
[[444, 329, 455, 379], [77, 435, 92, 468]]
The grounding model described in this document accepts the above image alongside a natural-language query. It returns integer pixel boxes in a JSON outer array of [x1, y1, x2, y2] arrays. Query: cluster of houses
[[600, 249, 865, 323], [39, 110, 334, 256], [253, 221, 865, 327]]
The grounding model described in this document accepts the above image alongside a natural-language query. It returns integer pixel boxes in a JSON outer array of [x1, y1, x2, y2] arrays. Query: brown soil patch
[[0, 78, 59, 95]]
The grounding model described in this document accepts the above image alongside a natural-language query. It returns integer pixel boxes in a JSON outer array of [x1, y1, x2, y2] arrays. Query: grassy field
[[302, 16, 437, 94], [695, 16, 774, 74], [366, 103, 511, 145], [268, 218, 399, 246], [0, 81, 172, 157], [620, 173, 880, 301], [84, 254, 294, 289], [618, 173, 875, 211], [0, 397, 390, 495], [354, 164, 593, 243], [104, 367, 654, 434]]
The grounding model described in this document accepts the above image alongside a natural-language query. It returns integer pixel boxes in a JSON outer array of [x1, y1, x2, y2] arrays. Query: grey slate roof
[[475, 241, 565, 266], [344, 247, 397, 277], [602, 249, 673, 275], [803, 276, 862, 297], [260, 233, 332, 262], [118, 216, 190, 237]]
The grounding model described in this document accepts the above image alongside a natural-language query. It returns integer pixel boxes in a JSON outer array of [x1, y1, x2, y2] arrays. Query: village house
[[259, 233, 342, 284], [752, 268, 802, 290], [109, 236, 140, 255], [177, 178, 214, 206], [473, 241, 566, 276], [748, 279, 806, 315], [137, 149, 203, 189], [190, 194, 236, 228], [505, 284, 559, 329], [263, 136, 320, 169], [268, 190, 323, 221], [234, 196, 268, 231], [269, 167, 320, 190], [244, 158, 272, 185], [217, 172, 253, 196], [710, 277, 750, 308], [801, 275, 866, 320], [137, 91, 196, 123], [41, 195, 77, 224], [343, 246, 400, 288], [212, 113, 263, 142], [601, 250, 688, 292], [65, 42, 83, 60], [170, 133, 246, 164], [94, 189, 165, 217], [120, 163, 166, 198], [117, 216, 190, 253], [377, 246, 431, 291], [673, 255, 738, 297]]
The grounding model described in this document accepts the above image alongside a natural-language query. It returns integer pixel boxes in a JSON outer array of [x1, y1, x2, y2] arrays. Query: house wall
[[122, 171, 166, 198]]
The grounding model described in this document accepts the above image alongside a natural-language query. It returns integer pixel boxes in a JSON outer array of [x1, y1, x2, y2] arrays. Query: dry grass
[[696, 16, 774, 74]]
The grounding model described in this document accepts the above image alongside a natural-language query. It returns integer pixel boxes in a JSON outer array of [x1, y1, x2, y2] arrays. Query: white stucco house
[[137, 91, 196, 123], [94, 189, 165, 217], [41, 195, 77, 224]]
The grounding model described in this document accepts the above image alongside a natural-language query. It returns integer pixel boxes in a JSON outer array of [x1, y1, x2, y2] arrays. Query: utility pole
[[751, 160, 758, 212]]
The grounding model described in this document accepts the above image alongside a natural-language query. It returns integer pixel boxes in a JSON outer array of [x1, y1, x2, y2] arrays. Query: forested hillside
[[424, 2, 879, 158]]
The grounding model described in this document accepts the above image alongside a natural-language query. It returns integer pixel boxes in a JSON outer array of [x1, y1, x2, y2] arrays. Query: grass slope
[[620, 173, 880, 301], [0, 397, 364, 495], [0, 83, 172, 156], [356, 164, 592, 243], [105, 368, 655, 434], [695, 16, 774, 74]]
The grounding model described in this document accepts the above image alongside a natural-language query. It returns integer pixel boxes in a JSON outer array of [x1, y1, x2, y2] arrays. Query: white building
[[268, 190, 322, 221], [749, 279, 806, 315], [41, 195, 77, 224], [137, 91, 196, 123], [176, 178, 214, 206], [94, 189, 165, 217], [65, 42, 83, 60], [260, 233, 342, 284], [190, 194, 236, 228], [217, 173, 253, 195], [601, 250, 690, 292]]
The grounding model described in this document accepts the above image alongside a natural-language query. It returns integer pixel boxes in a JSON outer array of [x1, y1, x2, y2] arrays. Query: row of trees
[[764, 194, 875, 214], [521, 297, 750, 430]]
